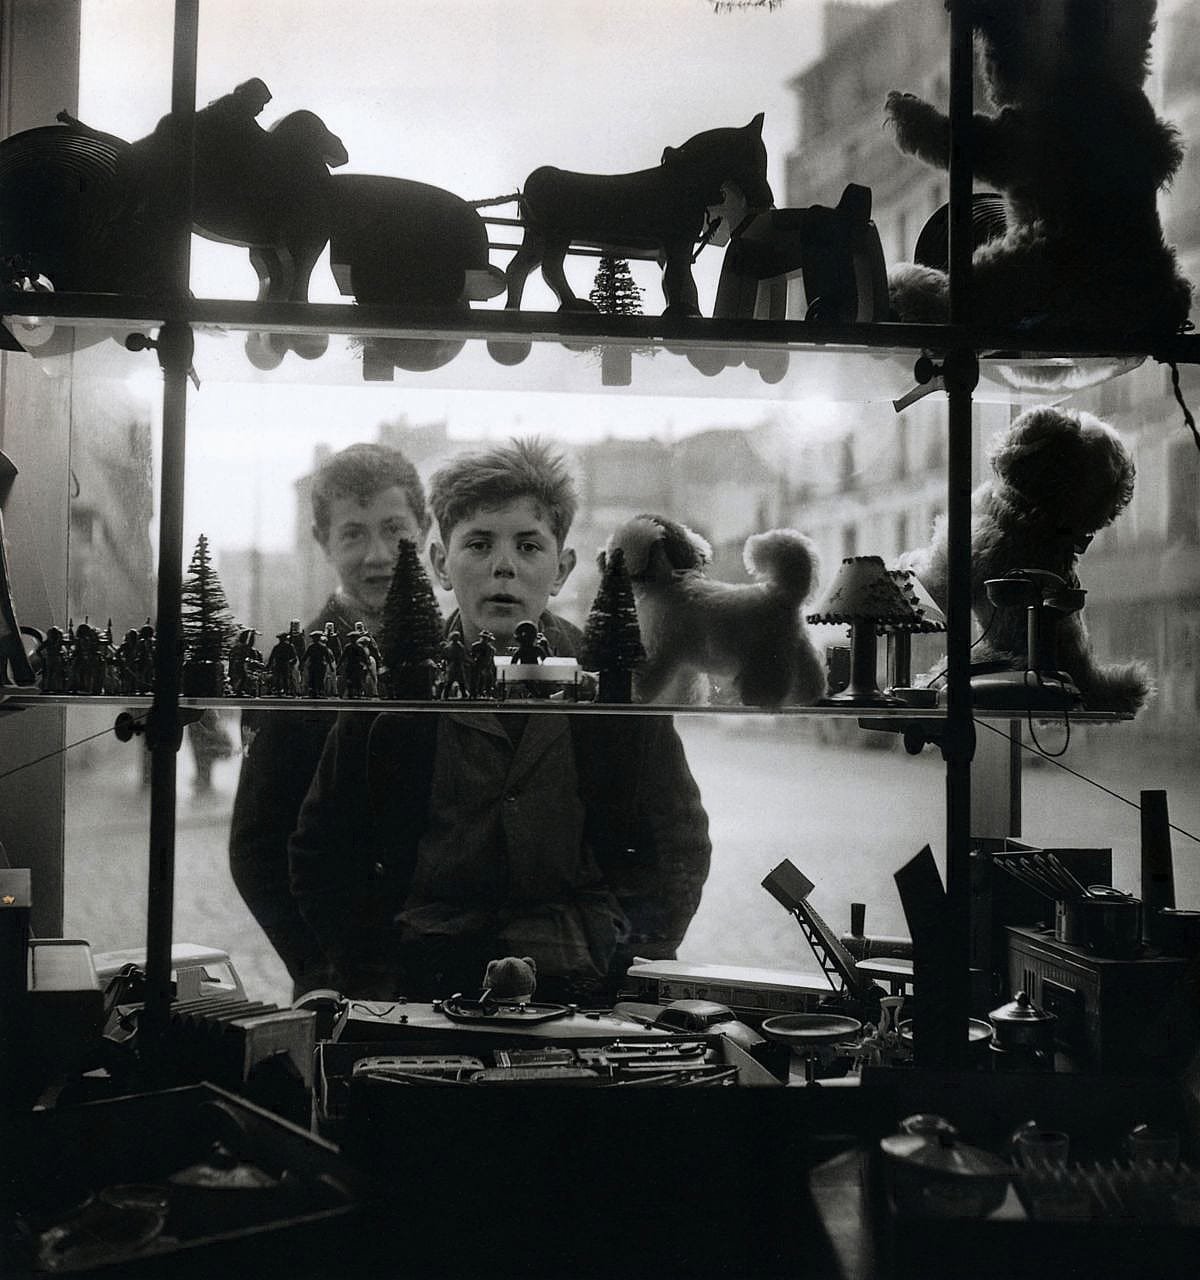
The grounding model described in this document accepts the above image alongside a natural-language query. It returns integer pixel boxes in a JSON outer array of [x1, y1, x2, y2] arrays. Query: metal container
[[1155, 908, 1200, 958], [988, 990, 1056, 1054], [1054, 898, 1086, 946], [1080, 887, 1142, 960]]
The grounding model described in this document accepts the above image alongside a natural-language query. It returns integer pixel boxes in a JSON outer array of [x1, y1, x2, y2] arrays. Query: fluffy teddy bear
[[900, 406, 1151, 713], [885, 0, 1192, 335], [603, 514, 825, 708]]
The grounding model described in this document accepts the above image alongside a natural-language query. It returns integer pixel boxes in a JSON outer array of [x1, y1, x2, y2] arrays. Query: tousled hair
[[429, 437, 577, 547], [311, 443, 430, 544]]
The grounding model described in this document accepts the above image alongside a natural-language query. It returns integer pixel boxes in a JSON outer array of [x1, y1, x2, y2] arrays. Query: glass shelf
[[3, 294, 1188, 404], [0, 688, 1135, 722]]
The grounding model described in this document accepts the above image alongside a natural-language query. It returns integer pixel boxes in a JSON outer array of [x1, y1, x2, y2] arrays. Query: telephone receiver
[[985, 569, 1086, 615]]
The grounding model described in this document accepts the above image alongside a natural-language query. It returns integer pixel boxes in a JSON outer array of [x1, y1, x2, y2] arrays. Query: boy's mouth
[[485, 593, 521, 607]]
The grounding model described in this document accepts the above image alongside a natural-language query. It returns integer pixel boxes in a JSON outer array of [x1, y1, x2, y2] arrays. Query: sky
[[77, 0, 892, 550]]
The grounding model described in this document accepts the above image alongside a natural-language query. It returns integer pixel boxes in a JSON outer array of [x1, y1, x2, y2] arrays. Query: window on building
[[926, 428, 945, 470], [1167, 437, 1200, 546], [895, 419, 910, 480], [839, 437, 857, 491], [841, 525, 858, 558], [895, 512, 910, 557]]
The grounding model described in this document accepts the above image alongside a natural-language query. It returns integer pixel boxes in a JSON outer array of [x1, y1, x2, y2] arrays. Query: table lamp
[[807, 555, 943, 706]]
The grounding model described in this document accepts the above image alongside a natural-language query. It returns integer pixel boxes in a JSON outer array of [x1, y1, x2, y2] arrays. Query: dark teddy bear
[[885, 0, 1193, 335], [900, 406, 1152, 714]]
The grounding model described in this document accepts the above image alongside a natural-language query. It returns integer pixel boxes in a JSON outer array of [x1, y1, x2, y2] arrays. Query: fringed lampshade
[[807, 556, 944, 706], [884, 567, 947, 697]]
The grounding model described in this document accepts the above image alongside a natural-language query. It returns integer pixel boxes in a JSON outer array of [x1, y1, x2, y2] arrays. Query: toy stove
[[1006, 925, 1198, 1072]]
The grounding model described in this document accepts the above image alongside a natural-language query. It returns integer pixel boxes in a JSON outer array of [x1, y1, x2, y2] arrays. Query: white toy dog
[[603, 514, 825, 707]]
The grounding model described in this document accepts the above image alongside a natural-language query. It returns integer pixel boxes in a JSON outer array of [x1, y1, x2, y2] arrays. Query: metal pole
[[938, 0, 977, 1070], [140, 0, 197, 1062]]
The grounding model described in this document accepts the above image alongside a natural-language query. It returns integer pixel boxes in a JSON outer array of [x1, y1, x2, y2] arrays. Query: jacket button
[[372, 861, 385, 876]]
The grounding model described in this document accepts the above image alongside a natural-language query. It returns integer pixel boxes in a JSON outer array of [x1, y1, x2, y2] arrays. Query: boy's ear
[[428, 541, 453, 591], [549, 545, 577, 597]]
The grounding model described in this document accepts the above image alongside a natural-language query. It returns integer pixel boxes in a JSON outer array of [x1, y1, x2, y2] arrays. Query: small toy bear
[[481, 956, 537, 1005], [885, 0, 1192, 335], [900, 406, 1151, 713], [603, 515, 825, 708]]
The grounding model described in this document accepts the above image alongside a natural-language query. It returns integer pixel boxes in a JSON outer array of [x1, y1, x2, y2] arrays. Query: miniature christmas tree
[[581, 547, 645, 703], [378, 537, 444, 699], [587, 254, 651, 386], [588, 255, 645, 316], [180, 532, 240, 695]]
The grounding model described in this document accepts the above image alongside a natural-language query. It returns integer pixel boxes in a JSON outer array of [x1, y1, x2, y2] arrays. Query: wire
[[1168, 359, 1200, 454], [0, 712, 149, 782], [1023, 684, 1071, 758], [922, 606, 997, 688], [975, 717, 1200, 844]]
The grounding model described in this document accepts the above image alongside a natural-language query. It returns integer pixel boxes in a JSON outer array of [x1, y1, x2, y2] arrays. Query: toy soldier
[[266, 630, 300, 697], [37, 625, 67, 693], [509, 619, 544, 665], [337, 633, 374, 699], [321, 621, 343, 663], [99, 621, 122, 694], [228, 628, 265, 698], [134, 621, 157, 694], [468, 628, 497, 699], [70, 620, 103, 694], [440, 630, 469, 699], [116, 628, 142, 696], [302, 631, 335, 698]]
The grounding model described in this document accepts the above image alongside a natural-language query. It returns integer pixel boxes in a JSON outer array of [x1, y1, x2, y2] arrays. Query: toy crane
[[761, 858, 881, 1004]]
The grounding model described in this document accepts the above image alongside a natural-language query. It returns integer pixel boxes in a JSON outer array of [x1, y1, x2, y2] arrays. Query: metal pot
[[880, 1129, 1012, 1217], [988, 990, 1056, 1055], [1155, 908, 1200, 958], [1080, 886, 1142, 959], [897, 1017, 994, 1063]]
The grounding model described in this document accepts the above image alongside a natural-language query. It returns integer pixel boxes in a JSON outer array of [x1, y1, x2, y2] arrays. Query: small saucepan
[[1080, 886, 1142, 959]]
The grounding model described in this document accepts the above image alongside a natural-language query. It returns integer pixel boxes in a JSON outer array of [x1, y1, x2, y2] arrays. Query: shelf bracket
[[126, 321, 199, 389]]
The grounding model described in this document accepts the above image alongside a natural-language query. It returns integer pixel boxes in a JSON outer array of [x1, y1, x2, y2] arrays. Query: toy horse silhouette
[[503, 114, 773, 318]]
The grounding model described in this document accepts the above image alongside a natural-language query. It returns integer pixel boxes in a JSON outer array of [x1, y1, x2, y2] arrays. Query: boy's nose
[[364, 530, 397, 563], [491, 549, 517, 577]]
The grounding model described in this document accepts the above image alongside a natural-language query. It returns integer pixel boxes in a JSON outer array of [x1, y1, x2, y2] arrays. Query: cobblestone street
[[62, 711, 1200, 1009]]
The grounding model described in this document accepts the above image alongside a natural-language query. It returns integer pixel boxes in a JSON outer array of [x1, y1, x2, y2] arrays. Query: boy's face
[[318, 485, 424, 618], [429, 497, 575, 647]]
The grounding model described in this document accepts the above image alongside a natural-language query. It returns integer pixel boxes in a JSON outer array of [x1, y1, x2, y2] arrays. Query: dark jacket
[[289, 707, 711, 999], [228, 594, 360, 995]]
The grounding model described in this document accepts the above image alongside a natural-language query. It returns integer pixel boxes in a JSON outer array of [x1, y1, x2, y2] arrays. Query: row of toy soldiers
[[36, 618, 157, 695], [240, 620, 541, 701], [436, 622, 554, 701], [233, 621, 384, 699], [33, 616, 553, 700]]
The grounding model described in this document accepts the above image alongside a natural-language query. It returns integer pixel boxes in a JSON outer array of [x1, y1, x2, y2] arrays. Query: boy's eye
[[519, 541, 544, 554], [337, 527, 365, 545]]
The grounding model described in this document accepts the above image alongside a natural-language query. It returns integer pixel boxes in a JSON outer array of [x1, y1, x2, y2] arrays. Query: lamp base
[[886, 686, 940, 708], [819, 686, 908, 708]]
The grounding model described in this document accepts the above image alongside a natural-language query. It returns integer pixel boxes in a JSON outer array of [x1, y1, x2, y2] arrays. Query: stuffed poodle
[[901, 406, 1152, 713], [603, 514, 826, 708], [885, 0, 1192, 336]]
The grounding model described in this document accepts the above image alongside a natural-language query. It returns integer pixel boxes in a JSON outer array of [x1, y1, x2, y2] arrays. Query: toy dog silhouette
[[604, 514, 824, 708], [502, 114, 773, 319]]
